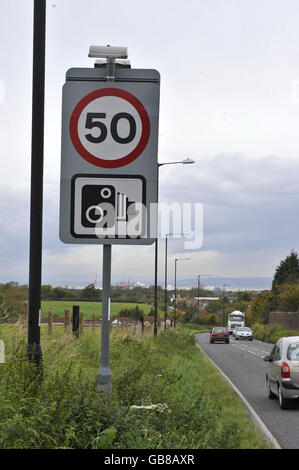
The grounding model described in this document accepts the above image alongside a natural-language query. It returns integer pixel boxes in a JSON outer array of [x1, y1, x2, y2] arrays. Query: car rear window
[[287, 342, 299, 361], [213, 328, 227, 333]]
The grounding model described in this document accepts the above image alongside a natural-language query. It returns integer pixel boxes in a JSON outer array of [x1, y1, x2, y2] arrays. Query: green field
[[41, 300, 163, 320]]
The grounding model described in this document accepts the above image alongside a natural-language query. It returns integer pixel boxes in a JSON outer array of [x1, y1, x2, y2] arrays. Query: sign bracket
[[88, 45, 128, 82]]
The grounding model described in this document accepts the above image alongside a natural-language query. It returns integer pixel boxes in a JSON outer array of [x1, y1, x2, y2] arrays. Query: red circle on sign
[[69, 88, 150, 168]]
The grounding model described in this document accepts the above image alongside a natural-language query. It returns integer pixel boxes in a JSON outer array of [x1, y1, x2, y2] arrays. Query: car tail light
[[281, 362, 290, 379]]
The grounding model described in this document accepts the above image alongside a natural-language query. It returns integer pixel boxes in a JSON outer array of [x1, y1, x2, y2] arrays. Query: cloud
[[160, 153, 299, 276], [0, 153, 298, 285], [1, 0, 299, 284]]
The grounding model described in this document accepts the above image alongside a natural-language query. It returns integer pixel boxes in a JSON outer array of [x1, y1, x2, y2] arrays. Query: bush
[[252, 323, 299, 344], [118, 305, 144, 320]]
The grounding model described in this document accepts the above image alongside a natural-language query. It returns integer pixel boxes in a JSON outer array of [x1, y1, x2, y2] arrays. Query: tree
[[81, 284, 100, 300], [250, 291, 277, 324], [272, 250, 299, 289], [41, 285, 53, 299], [181, 304, 198, 324], [1, 288, 25, 318], [118, 305, 144, 320], [52, 287, 67, 300], [237, 291, 251, 302], [278, 285, 299, 313]]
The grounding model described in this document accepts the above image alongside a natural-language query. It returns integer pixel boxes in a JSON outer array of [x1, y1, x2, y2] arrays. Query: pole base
[[96, 381, 112, 398], [96, 366, 112, 398], [27, 343, 43, 363], [27, 343, 43, 380]]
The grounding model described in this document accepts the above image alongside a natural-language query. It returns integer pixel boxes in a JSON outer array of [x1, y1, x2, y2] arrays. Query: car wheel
[[250, 338, 253, 341], [235, 337, 239, 340], [278, 384, 291, 410], [209, 340, 213, 344], [266, 377, 276, 399], [226, 340, 230, 344]]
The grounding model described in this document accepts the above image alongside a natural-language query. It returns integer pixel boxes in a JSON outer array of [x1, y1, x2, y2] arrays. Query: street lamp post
[[164, 232, 186, 330], [174, 257, 191, 326], [164, 234, 169, 330], [197, 275, 200, 324], [153, 158, 195, 336], [222, 284, 226, 326]]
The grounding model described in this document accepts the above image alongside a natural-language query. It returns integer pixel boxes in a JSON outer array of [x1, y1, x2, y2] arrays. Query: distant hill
[[172, 277, 272, 291]]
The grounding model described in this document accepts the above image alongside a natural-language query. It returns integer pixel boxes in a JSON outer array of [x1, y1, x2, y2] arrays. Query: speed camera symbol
[[82, 185, 116, 228]]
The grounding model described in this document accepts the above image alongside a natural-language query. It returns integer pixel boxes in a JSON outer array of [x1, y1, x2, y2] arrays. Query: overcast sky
[[1, 0, 299, 287]]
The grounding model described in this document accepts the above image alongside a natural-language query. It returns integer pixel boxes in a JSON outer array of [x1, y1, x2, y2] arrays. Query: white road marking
[[250, 346, 270, 354], [230, 341, 270, 353], [230, 342, 266, 358]]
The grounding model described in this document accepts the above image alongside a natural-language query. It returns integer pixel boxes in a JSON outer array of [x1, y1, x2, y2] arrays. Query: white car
[[232, 327, 240, 338], [235, 327, 253, 341]]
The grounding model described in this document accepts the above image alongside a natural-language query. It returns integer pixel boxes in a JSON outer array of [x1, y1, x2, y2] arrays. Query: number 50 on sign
[[69, 88, 150, 169]]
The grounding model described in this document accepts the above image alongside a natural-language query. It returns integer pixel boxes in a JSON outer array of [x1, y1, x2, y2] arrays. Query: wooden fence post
[[92, 314, 96, 333], [79, 312, 83, 337], [48, 307, 53, 336], [64, 308, 70, 336]]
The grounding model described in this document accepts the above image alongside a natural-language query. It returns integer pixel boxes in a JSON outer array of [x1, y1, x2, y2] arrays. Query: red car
[[210, 327, 230, 344]]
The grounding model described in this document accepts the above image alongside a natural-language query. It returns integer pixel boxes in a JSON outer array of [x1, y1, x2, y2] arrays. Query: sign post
[[98, 244, 112, 395], [60, 46, 160, 394]]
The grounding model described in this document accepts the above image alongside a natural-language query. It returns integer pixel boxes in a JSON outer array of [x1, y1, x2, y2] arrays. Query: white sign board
[[60, 67, 160, 245]]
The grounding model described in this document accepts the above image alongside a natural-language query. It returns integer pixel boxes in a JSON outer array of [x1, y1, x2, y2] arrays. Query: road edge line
[[195, 340, 281, 449]]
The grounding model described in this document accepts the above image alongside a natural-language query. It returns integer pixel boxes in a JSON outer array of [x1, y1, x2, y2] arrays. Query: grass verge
[[0, 324, 270, 449], [252, 323, 299, 344]]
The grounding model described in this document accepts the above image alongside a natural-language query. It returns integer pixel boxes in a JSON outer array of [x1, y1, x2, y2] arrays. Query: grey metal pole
[[164, 235, 168, 330], [154, 238, 158, 336], [174, 259, 177, 327], [97, 244, 112, 397], [157, 158, 195, 331], [222, 284, 226, 326], [153, 165, 159, 336], [174, 258, 190, 326], [197, 275, 200, 324]]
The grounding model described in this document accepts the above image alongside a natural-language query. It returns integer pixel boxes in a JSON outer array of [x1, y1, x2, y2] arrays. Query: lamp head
[[182, 157, 195, 165]]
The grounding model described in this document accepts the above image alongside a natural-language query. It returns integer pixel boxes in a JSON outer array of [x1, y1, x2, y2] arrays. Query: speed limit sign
[[69, 88, 150, 168], [59, 66, 160, 245]]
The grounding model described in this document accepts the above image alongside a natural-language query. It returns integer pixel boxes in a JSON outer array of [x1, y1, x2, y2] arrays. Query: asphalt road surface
[[195, 332, 299, 449]]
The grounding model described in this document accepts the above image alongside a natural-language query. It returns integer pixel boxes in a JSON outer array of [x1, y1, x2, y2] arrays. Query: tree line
[[179, 251, 299, 327], [248, 250, 299, 325], [0, 281, 214, 320]]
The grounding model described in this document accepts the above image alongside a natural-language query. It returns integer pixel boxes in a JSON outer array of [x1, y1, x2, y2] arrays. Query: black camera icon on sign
[[81, 184, 135, 229]]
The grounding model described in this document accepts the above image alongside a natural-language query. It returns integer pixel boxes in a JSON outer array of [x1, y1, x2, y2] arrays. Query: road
[[195, 332, 299, 449]]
